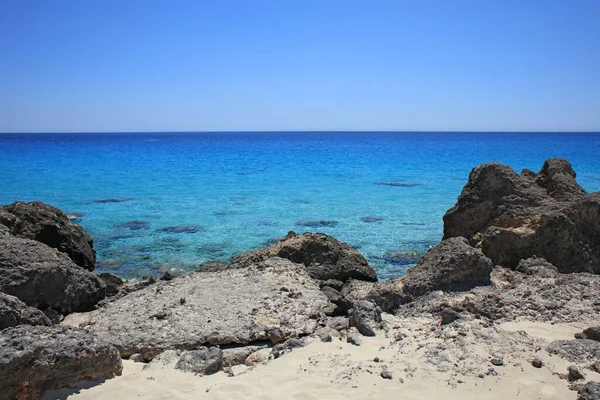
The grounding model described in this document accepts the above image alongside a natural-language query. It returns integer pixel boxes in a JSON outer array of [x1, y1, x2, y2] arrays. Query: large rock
[[231, 231, 377, 283], [443, 159, 600, 273], [0, 237, 105, 314], [1, 201, 96, 271], [174, 347, 223, 375], [0, 325, 122, 400], [0, 292, 51, 330], [62, 257, 329, 360]]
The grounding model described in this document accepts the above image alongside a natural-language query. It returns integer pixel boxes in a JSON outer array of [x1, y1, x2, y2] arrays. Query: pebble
[[531, 357, 543, 368]]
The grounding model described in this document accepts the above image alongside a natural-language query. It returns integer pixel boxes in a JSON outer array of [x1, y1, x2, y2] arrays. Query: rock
[[366, 278, 411, 313], [97, 273, 123, 297], [349, 300, 383, 336], [380, 369, 393, 379], [61, 257, 329, 360], [0, 325, 122, 400], [443, 159, 600, 273], [317, 331, 333, 342], [578, 381, 600, 400], [160, 269, 186, 281], [0, 237, 106, 314], [490, 357, 504, 366], [580, 326, 600, 342], [129, 353, 145, 363], [516, 257, 559, 278], [245, 348, 271, 366], [440, 308, 461, 325], [1, 201, 96, 270], [590, 361, 600, 374], [0, 223, 9, 237], [231, 231, 377, 283], [196, 260, 232, 273], [321, 286, 352, 315], [401, 237, 492, 298], [273, 337, 308, 355], [347, 332, 362, 346], [142, 349, 182, 371], [568, 365, 585, 381], [174, 347, 223, 375], [490, 265, 519, 290], [0, 291, 51, 329], [340, 279, 376, 303], [223, 345, 268, 367], [547, 340, 600, 363], [531, 357, 543, 368]]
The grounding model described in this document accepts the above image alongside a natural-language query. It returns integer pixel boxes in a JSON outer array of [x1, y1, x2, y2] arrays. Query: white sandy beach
[[43, 319, 597, 400]]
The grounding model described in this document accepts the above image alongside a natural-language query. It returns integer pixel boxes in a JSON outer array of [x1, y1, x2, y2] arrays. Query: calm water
[[1, 132, 599, 279]]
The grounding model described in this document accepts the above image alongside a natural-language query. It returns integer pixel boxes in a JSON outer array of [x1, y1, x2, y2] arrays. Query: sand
[[42, 317, 599, 400]]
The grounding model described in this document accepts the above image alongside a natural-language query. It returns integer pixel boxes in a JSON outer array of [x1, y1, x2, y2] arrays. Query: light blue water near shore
[[1, 132, 600, 279]]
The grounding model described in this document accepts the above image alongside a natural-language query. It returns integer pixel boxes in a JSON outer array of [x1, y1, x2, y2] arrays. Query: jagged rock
[[490, 266, 519, 290], [347, 331, 362, 346], [547, 340, 600, 363], [1, 201, 96, 270], [0, 223, 8, 237], [0, 291, 51, 329], [223, 345, 269, 367], [349, 300, 383, 336], [516, 257, 560, 278], [231, 231, 377, 283], [578, 381, 600, 400], [568, 365, 585, 381], [245, 348, 271, 366], [0, 325, 122, 400], [62, 257, 329, 360], [97, 273, 123, 297], [443, 159, 600, 273], [0, 237, 105, 314], [340, 279, 375, 304], [401, 237, 492, 297], [365, 278, 410, 313], [321, 286, 352, 315], [174, 347, 223, 375], [142, 349, 182, 371], [579, 326, 600, 342], [439, 308, 461, 325], [129, 353, 145, 363]]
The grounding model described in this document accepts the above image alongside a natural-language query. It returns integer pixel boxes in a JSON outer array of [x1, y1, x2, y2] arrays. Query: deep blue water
[[1, 132, 599, 279]]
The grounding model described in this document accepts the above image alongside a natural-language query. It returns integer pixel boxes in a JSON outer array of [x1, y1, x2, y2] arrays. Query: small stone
[[440, 308, 461, 325], [380, 369, 393, 379], [589, 360, 600, 373], [347, 332, 362, 346], [129, 353, 145, 363], [567, 365, 585, 381], [373, 357, 380, 363], [531, 357, 543, 368], [490, 358, 504, 366], [319, 332, 332, 342]]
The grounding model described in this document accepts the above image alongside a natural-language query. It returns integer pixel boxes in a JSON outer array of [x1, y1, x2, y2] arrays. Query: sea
[[1, 132, 599, 280]]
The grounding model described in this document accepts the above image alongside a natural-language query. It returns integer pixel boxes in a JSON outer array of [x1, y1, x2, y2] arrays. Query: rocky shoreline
[[1, 158, 599, 400]]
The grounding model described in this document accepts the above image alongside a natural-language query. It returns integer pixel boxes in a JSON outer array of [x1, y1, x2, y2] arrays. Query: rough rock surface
[[0, 291, 51, 330], [0, 237, 105, 314], [1, 201, 96, 270], [578, 381, 600, 400], [222, 345, 269, 367], [0, 325, 122, 400], [365, 237, 492, 312], [174, 347, 223, 375], [62, 258, 329, 359], [443, 158, 600, 273], [547, 340, 600, 363], [349, 300, 383, 336], [231, 231, 377, 283]]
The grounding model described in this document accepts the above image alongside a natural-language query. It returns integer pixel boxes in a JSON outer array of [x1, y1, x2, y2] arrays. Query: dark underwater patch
[[292, 199, 312, 204], [213, 210, 244, 216], [360, 216, 384, 223], [156, 225, 205, 234], [115, 220, 150, 230], [89, 198, 136, 204], [375, 182, 423, 188], [296, 220, 338, 228], [374, 251, 424, 266]]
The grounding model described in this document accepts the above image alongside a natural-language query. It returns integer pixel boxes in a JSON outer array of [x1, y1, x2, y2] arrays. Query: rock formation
[[0, 292, 51, 330], [1, 201, 96, 270], [443, 158, 600, 273], [0, 325, 122, 400]]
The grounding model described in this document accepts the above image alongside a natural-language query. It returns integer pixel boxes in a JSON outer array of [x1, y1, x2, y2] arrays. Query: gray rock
[[223, 345, 269, 367], [490, 357, 504, 366], [516, 257, 559, 278], [61, 257, 329, 360], [547, 340, 600, 363], [531, 357, 543, 368], [347, 332, 362, 346], [142, 349, 182, 371], [0, 237, 105, 314], [245, 348, 271, 366], [0, 325, 122, 400], [1, 201, 96, 270], [174, 347, 223, 375], [231, 231, 377, 283], [349, 300, 383, 336], [0, 223, 8, 237], [0, 291, 51, 329], [97, 273, 123, 297], [129, 353, 145, 363], [578, 381, 600, 400], [440, 308, 461, 325], [380, 369, 393, 379], [443, 159, 600, 273], [580, 326, 600, 342], [568, 365, 585, 381]]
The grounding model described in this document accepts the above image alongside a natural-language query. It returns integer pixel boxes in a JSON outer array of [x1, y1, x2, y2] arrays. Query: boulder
[[0, 237, 105, 314], [97, 273, 124, 297], [0, 325, 122, 400], [0, 292, 51, 330], [578, 381, 600, 400], [174, 347, 223, 375], [223, 345, 269, 367], [443, 159, 600, 273], [579, 327, 600, 342], [231, 231, 377, 283], [1, 201, 96, 271], [349, 300, 383, 336], [62, 257, 329, 360]]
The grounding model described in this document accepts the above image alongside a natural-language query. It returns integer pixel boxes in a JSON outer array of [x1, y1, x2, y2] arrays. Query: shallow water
[[1, 132, 599, 279]]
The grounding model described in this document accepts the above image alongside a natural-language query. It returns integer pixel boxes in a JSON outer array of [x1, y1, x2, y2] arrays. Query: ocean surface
[[1, 132, 599, 280]]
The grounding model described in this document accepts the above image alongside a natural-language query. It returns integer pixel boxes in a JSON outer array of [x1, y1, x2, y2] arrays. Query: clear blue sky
[[1, 0, 599, 132]]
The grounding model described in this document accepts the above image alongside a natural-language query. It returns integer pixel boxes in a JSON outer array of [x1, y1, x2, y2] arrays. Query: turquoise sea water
[[1, 132, 599, 279]]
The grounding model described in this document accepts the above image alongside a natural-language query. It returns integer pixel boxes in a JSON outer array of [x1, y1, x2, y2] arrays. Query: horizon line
[[2, 130, 600, 135]]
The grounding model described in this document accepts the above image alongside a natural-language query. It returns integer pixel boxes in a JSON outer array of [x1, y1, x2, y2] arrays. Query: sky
[[0, 0, 599, 133]]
